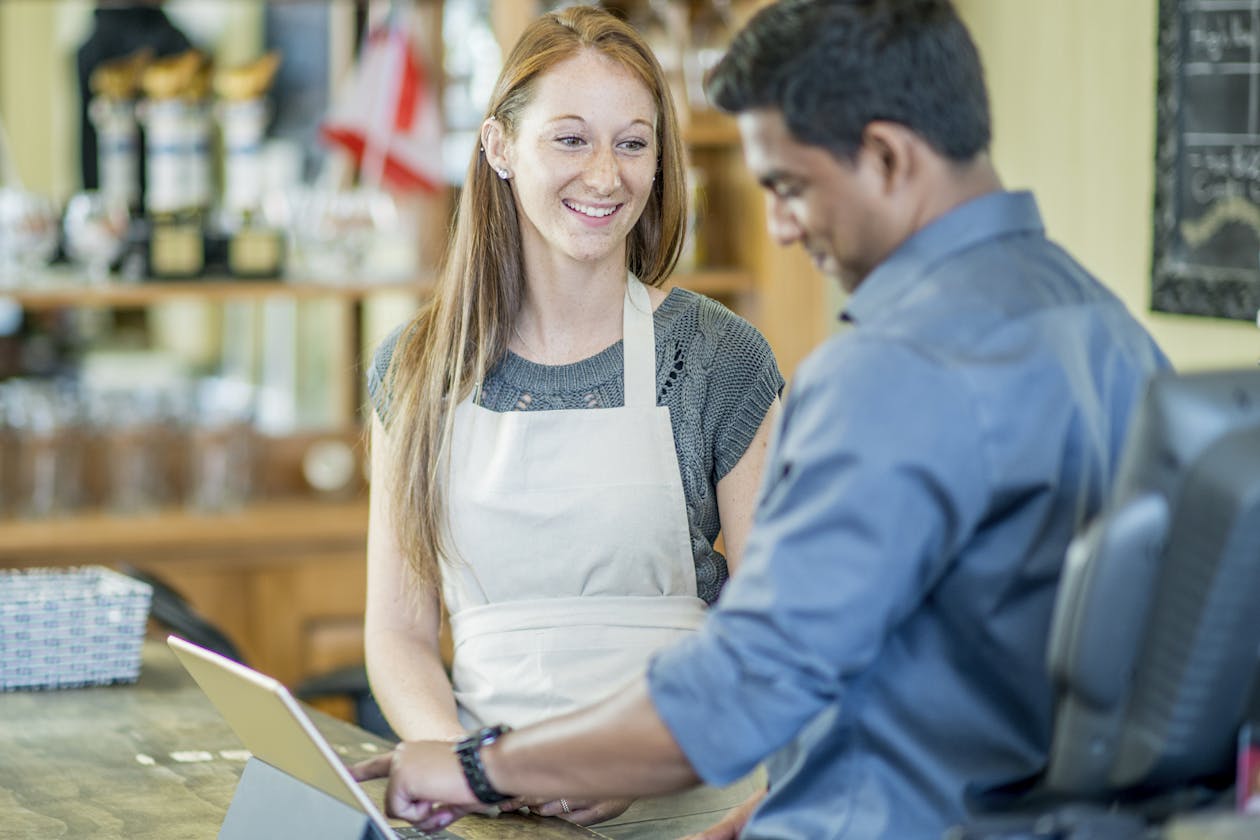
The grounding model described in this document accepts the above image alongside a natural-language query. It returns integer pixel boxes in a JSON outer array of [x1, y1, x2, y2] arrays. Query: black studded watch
[[453, 724, 513, 804]]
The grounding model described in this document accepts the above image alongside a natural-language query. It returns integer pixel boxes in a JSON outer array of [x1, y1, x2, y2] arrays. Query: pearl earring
[[497, 168, 510, 180]]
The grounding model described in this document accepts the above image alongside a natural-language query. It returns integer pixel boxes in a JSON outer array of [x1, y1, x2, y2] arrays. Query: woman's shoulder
[[366, 322, 409, 400], [653, 286, 783, 395], [654, 286, 769, 347], [372, 322, 408, 361]]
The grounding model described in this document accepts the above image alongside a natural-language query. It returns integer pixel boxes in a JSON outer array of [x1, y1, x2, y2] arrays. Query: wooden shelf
[[3, 271, 428, 311], [671, 267, 756, 296], [0, 496, 369, 567], [683, 111, 742, 148]]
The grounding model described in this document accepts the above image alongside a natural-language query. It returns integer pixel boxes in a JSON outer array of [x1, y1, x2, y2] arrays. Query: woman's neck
[[513, 254, 629, 365]]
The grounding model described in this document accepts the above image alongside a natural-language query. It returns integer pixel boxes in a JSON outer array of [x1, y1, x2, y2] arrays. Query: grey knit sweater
[[367, 287, 784, 603]]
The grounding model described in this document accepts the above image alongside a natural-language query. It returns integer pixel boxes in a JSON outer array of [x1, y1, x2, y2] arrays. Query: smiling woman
[[481, 49, 660, 343], [361, 5, 782, 838]]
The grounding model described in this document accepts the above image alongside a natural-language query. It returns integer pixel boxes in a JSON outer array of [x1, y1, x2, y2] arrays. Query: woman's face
[[500, 50, 659, 272]]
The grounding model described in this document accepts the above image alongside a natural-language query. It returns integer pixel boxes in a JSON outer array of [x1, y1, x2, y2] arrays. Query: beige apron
[[443, 275, 761, 837]]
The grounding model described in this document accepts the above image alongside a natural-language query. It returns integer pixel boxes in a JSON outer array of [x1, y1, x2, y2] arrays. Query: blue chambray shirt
[[647, 191, 1170, 839]]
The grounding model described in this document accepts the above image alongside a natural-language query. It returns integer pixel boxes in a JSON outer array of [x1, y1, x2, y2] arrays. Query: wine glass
[[289, 187, 397, 281], [0, 187, 59, 290], [62, 190, 129, 285]]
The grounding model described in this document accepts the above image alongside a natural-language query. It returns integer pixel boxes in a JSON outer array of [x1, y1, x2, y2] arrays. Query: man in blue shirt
[[352, 1, 1169, 837]]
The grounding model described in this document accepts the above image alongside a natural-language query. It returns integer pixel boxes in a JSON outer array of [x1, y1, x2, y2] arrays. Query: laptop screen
[[167, 634, 398, 837]]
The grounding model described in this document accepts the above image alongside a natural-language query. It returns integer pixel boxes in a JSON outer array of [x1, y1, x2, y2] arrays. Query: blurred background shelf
[[671, 267, 755, 297], [4, 272, 431, 311], [0, 496, 368, 566], [5, 269, 751, 311], [682, 111, 741, 148]]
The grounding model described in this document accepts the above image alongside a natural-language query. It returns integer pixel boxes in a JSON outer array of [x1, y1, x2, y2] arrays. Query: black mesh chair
[[121, 564, 247, 665]]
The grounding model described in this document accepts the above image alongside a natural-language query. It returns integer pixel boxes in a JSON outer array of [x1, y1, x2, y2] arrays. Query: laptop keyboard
[[394, 827, 442, 839]]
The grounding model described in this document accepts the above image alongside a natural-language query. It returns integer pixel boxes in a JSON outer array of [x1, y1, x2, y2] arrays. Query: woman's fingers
[[348, 752, 394, 781]]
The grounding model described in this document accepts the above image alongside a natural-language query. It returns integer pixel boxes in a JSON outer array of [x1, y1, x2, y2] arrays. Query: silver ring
[[559, 798, 571, 814]]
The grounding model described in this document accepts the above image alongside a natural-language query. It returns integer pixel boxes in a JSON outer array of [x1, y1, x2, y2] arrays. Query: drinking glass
[[62, 191, 129, 285], [0, 187, 59, 289], [288, 187, 397, 281], [88, 388, 171, 516], [186, 377, 256, 513], [6, 379, 85, 519]]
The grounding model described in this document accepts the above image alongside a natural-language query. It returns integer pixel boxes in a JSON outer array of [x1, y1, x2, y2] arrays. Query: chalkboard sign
[[1153, 0, 1260, 321]]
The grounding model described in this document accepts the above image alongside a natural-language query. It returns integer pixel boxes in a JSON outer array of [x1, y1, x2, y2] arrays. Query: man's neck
[[913, 153, 1004, 231]]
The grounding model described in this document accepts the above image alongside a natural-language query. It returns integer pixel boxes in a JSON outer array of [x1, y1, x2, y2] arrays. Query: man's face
[[737, 108, 894, 293]]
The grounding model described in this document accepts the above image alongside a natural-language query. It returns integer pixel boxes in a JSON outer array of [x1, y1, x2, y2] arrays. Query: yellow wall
[[957, 0, 1259, 371], [0, 1, 66, 197]]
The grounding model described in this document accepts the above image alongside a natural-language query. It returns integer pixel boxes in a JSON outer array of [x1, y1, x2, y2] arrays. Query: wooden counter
[[0, 498, 373, 696], [0, 640, 604, 839]]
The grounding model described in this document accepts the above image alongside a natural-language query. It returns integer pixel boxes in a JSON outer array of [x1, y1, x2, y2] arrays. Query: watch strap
[[454, 724, 512, 804]]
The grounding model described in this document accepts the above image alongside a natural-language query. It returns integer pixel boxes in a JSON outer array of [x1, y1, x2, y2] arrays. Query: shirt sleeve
[[698, 300, 785, 481], [366, 323, 406, 425], [647, 336, 993, 785]]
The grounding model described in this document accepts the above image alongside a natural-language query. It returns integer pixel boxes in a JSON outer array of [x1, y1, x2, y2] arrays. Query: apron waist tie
[[450, 594, 706, 642]]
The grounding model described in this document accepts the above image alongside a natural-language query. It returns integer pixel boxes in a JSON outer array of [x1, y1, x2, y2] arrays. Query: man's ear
[[859, 121, 917, 196], [481, 117, 511, 174]]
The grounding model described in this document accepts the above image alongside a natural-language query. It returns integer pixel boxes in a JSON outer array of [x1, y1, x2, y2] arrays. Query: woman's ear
[[481, 118, 512, 178]]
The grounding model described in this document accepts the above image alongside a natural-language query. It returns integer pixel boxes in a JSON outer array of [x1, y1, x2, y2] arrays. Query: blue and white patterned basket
[[0, 566, 153, 691]]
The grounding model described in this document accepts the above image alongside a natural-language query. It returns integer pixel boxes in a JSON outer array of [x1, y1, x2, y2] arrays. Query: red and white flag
[[320, 17, 444, 193]]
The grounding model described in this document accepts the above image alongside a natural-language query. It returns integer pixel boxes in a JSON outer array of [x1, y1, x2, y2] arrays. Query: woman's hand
[[680, 788, 765, 840], [500, 796, 635, 826]]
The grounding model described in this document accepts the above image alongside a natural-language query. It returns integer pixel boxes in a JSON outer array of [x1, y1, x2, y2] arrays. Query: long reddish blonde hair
[[382, 5, 688, 587]]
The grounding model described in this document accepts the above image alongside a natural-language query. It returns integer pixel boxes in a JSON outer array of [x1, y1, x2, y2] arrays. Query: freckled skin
[[504, 50, 659, 277]]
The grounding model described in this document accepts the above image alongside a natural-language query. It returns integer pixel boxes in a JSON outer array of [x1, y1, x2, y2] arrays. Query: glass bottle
[[137, 50, 208, 280], [214, 52, 285, 279]]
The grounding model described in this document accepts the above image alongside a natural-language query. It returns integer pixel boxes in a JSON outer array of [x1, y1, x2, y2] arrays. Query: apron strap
[[623, 274, 657, 409]]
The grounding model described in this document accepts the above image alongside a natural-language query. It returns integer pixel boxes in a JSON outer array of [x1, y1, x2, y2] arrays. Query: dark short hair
[[706, 0, 990, 163]]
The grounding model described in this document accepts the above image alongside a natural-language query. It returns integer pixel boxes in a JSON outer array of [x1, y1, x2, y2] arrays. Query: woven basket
[[0, 566, 153, 691]]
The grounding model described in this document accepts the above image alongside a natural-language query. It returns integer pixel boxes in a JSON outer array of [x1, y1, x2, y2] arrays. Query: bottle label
[[229, 228, 282, 277], [151, 222, 204, 277]]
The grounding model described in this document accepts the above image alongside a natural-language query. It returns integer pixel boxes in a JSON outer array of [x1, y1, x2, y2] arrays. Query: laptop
[[167, 634, 440, 840]]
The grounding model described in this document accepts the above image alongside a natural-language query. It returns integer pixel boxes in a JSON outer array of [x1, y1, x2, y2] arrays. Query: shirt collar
[[841, 190, 1045, 324]]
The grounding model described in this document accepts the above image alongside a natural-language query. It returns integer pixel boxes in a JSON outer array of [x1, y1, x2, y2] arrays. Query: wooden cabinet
[[0, 498, 369, 688]]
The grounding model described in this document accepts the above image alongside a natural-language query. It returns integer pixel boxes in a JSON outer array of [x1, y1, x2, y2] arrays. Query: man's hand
[[350, 740, 480, 833], [501, 795, 635, 826], [680, 788, 766, 840]]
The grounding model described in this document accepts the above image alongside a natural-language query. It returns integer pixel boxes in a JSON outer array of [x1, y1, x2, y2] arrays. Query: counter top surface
[[0, 640, 603, 839]]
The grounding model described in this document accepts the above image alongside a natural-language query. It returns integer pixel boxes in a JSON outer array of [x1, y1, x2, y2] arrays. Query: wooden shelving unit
[[672, 267, 756, 297], [3, 272, 428, 311], [0, 497, 369, 567], [4, 269, 751, 310], [683, 110, 742, 148], [1, 497, 372, 689]]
